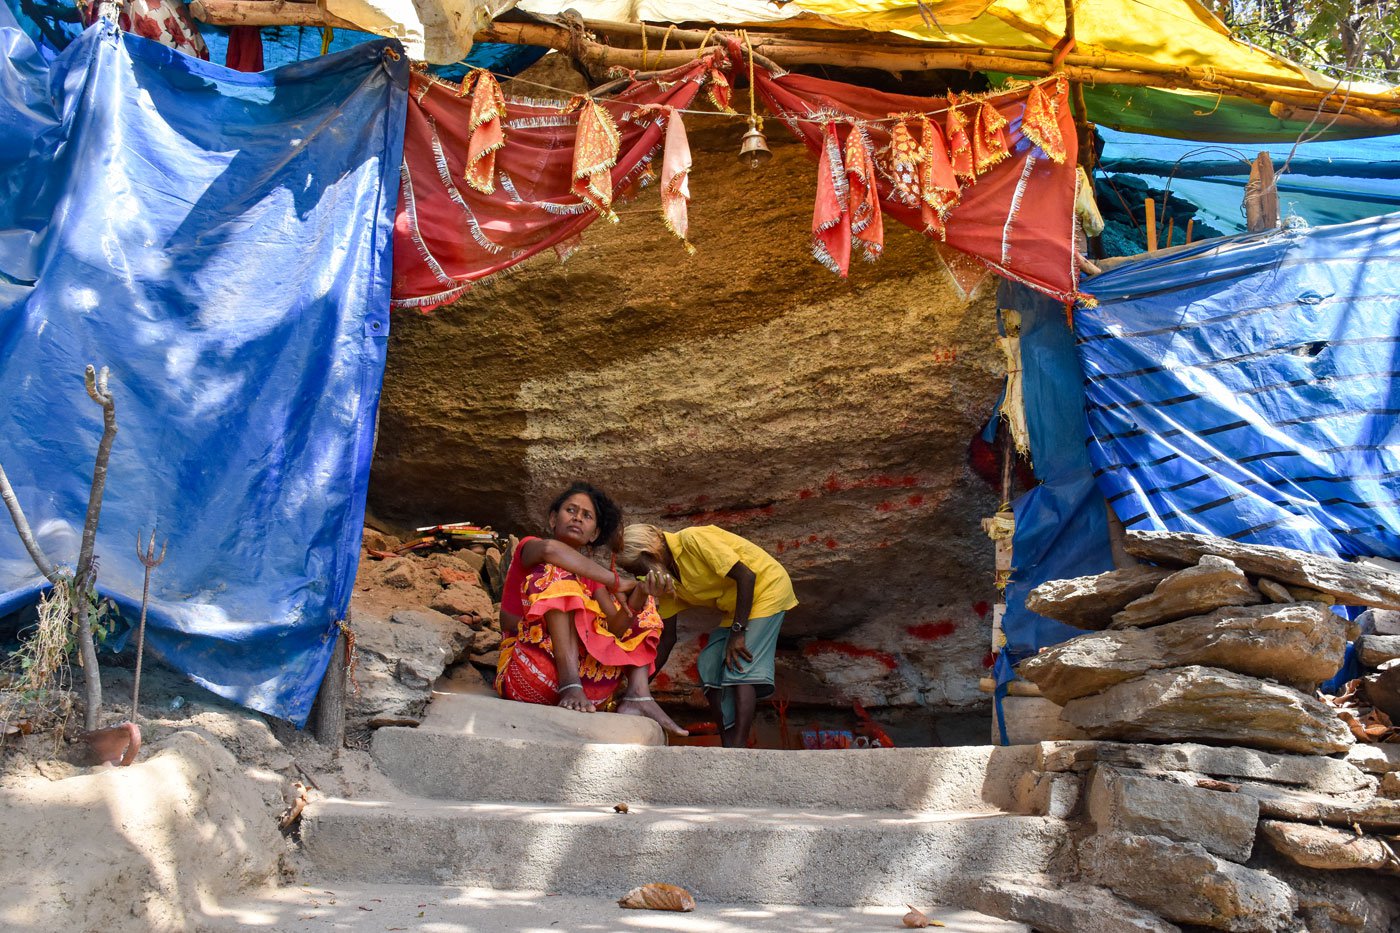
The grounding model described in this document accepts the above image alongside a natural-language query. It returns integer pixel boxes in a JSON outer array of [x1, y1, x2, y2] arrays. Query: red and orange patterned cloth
[[82, 0, 208, 60], [495, 563, 663, 707], [392, 48, 1082, 308]]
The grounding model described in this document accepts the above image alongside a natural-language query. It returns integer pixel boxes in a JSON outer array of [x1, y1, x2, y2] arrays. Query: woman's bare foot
[[618, 695, 689, 736], [557, 683, 596, 713]]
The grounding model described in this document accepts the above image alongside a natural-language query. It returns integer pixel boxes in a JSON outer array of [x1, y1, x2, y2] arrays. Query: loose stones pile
[[996, 532, 1400, 932]]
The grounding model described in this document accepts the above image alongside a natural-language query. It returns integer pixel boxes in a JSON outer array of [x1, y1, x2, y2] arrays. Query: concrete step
[[373, 726, 1034, 812], [412, 688, 667, 745], [210, 882, 1032, 931], [299, 797, 1069, 907]]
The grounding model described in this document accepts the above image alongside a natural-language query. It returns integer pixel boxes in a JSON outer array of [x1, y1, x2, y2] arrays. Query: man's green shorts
[[697, 611, 785, 729]]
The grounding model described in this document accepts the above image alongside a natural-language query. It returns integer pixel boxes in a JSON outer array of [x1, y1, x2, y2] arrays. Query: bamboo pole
[[1165, 217, 1174, 248], [1186, 218, 1195, 244], [183, 4, 1400, 125], [1145, 198, 1158, 252]]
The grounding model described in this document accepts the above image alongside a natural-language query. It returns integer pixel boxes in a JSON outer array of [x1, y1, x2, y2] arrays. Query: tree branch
[[0, 460, 59, 583]]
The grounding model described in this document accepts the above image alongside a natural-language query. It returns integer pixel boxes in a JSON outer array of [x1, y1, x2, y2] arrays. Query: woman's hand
[[725, 630, 754, 672]]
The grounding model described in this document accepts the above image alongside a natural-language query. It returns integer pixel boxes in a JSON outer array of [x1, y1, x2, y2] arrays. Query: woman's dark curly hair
[[548, 481, 624, 551]]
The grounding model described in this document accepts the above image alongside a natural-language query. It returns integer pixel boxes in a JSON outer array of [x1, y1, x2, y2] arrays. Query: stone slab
[[1018, 603, 1345, 704], [1358, 633, 1400, 667], [300, 798, 1069, 907], [1124, 530, 1400, 609], [1087, 766, 1258, 862], [1237, 781, 1400, 830], [993, 695, 1089, 745], [1344, 743, 1400, 774], [208, 883, 1033, 933], [1058, 666, 1354, 756], [415, 687, 665, 745], [1111, 556, 1261, 629], [1259, 820, 1394, 872], [969, 876, 1179, 933], [1025, 566, 1173, 630], [1079, 832, 1296, 932], [1035, 741, 1371, 793], [1256, 854, 1400, 933]]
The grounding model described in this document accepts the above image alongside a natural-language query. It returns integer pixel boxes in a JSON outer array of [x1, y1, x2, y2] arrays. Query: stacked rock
[[993, 532, 1400, 932], [1015, 531, 1400, 756]]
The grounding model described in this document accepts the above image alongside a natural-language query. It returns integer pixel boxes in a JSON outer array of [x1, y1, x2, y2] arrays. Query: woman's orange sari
[[496, 563, 663, 706]]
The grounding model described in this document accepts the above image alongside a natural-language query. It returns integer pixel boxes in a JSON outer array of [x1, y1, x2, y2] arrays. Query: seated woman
[[495, 481, 686, 736]]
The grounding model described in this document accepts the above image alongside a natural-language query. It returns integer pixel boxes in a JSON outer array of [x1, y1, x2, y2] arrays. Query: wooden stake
[[1186, 218, 1195, 244], [1165, 217, 1174, 249], [1145, 198, 1157, 252], [311, 627, 347, 748]]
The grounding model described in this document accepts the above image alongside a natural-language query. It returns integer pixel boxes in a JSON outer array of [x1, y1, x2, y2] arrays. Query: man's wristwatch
[[730, 621, 746, 635]]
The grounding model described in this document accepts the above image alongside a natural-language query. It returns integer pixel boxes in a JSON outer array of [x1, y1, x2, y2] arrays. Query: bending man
[[619, 524, 796, 748]]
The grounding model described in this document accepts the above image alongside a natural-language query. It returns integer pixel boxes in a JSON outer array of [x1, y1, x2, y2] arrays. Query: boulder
[[1087, 766, 1259, 862], [1079, 832, 1296, 931], [1019, 603, 1346, 704], [1025, 565, 1173, 629], [1258, 820, 1395, 872], [1253, 854, 1400, 933], [1036, 741, 1371, 794], [379, 557, 422, 589], [426, 549, 486, 574], [1358, 633, 1400, 668], [1344, 742, 1400, 774], [1059, 666, 1354, 755], [1255, 577, 1292, 603], [970, 876, 1181, 933], [348, 607, 474, 726], [1361, 608, 1400, 635], [1111, 556, 1261, 629], [1236, 781, 1400, 830], [1125, 531, 1400, 609], [1382, 772, 1400, 799], [430, 581, 497, 620], [1365, 663, 1400, 721]]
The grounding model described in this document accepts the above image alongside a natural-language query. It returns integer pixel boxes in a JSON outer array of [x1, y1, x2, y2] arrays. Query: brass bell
[[737, 117, 771, 169]]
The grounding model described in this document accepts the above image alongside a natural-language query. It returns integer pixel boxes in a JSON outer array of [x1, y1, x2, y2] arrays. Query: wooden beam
[[183, 4, 1400, 127], [189, 0, 360, 30], [1145, 197, 1158, 252]]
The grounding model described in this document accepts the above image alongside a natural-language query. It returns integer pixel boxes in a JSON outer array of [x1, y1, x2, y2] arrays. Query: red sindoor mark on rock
[[802, 641, 898, 670], [907, 620, 957, 640]]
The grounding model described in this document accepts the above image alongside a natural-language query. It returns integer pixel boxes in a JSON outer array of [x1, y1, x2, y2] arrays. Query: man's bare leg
[[544, 609, 593, 712], [705, 687, 732, 746], [618, 667, 688, 735], [730, 684, 758, 749]]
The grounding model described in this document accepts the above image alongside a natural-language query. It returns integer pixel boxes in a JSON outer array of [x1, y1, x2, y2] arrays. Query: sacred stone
[[1018, 602, 1345, 704], [1079, 832, 1296, 932], [1025, 565, 1173, 629], [1259, 820, 1393, 872], [1124, 531, 1400, 609], [1059, 666, 1354, 755], [1088, 766, 1259, 862], [1110, 556, 1261, 629]]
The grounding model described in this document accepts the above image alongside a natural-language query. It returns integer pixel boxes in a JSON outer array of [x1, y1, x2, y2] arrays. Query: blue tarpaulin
[[1000, 284, 1114, 663], [0, 16, 407, 724], [1001, 212, 1400, 662], [1079, 213, 1400, 561]]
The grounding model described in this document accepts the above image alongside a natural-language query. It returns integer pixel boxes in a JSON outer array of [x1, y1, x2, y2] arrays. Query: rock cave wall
[[369, 59, 1008, 710]]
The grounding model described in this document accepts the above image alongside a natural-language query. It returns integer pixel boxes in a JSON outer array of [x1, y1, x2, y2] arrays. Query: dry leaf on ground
[[903, 904, 944, 927], [618, 883, 696, 912]]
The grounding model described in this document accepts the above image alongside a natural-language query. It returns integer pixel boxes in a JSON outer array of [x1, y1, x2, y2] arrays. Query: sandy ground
[[206, 883, 1029, 933]]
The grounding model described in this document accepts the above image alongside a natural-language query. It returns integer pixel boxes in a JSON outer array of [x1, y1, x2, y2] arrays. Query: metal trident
[[131, 528, 167, 721]]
